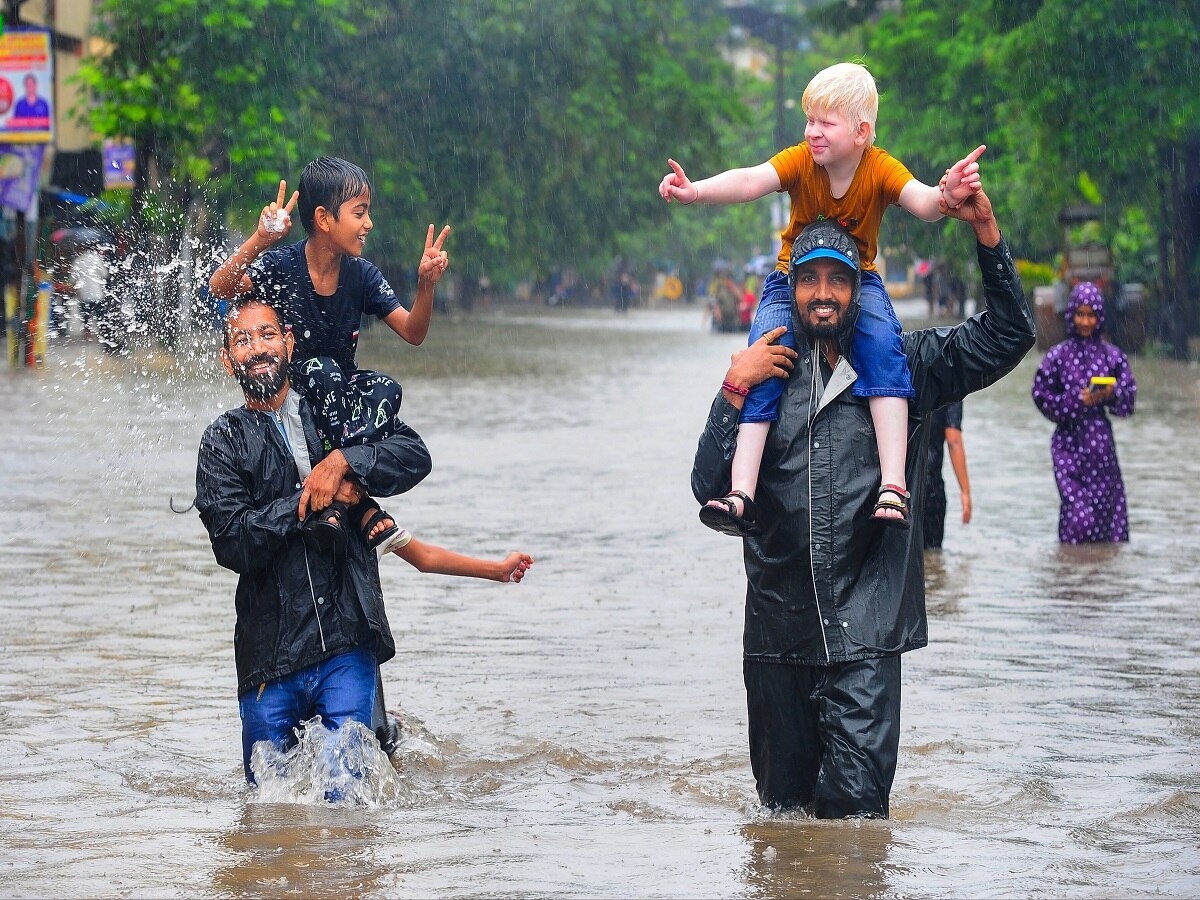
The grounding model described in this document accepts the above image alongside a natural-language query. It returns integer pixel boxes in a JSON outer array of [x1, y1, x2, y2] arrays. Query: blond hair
[[801, 62, 879, 144]]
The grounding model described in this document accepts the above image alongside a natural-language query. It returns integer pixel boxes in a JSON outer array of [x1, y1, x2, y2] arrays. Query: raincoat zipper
[[804, 343, 831, 663]]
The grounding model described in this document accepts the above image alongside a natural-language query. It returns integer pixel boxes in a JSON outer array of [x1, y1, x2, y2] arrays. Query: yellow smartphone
[[1089, 375, 1116, 392]]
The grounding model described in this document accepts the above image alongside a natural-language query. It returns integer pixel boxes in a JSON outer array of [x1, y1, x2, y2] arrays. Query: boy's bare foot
[[353, 497, 408, 555]]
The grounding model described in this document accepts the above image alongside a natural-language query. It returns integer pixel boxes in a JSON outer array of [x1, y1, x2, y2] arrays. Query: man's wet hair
[[297, 157, 372, 233], [222, 297, 281, 351]]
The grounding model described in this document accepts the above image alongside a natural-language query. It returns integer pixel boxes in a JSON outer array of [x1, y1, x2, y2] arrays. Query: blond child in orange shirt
[[660, 61, 984, 535]]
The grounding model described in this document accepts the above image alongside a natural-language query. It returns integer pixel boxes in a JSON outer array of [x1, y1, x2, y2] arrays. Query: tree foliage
[[996, 0, 1200, 351], [856, 0, 1200, 352], [78, 0, 747, 286], [78, 0, 350, 219], [320, 0, 750, 282], [76, 0, 1200, 347]]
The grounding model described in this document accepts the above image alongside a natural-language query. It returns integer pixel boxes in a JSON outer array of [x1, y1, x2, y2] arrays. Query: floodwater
[[2, 304, 1199, 898]]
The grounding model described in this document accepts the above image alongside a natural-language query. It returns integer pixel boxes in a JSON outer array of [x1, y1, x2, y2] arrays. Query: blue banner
[[0, 142, 45, 212]]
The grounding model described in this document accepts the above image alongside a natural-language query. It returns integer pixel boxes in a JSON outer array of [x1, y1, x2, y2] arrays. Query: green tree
[[78, 0, 751, 302], [77, 0, 350, 229], [851, 1, 1039, 276], [324, 0, 748, 290], [848, 0, 1200, 354], [998, 0, 1200, 356]]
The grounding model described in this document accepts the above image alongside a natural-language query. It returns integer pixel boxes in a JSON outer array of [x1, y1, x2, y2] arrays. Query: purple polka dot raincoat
[[1031, 282, 1136, 543]]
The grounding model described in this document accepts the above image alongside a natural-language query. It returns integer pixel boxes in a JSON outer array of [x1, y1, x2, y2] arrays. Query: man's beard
[[233, 351, 288, 401], [797, 301, 844, 340], [799, 318, 840, 339]]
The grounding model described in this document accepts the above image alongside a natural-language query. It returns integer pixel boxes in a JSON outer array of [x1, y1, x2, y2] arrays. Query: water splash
[[249, 718, 411, 807], [46, 208, 236, 375], [34, 216, 248, 515]]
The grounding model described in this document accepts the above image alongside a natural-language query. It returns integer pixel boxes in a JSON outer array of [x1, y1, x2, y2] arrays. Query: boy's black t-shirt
[[248, 240, 403, 372]]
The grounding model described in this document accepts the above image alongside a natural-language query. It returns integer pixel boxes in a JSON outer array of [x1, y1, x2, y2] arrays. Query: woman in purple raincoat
[[1031, 282, 1136, 543]]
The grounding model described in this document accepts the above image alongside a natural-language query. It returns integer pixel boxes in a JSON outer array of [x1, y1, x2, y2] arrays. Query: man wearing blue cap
[[691, 188, 1035, 818]]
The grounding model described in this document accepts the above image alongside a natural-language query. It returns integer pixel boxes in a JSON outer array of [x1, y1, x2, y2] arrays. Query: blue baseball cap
[[793, 246, 858, 270], [789, 220, 861, 278]]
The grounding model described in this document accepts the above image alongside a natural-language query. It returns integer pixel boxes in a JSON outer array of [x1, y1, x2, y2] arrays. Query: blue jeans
[[238, 647, 377, 783], [742, 269, 915, 423], [849, 271, 915, 399]]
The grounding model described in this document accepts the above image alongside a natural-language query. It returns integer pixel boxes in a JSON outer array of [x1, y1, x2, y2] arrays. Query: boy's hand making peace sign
[[257, 180, 299, 242], [417, 224, 451, 286]]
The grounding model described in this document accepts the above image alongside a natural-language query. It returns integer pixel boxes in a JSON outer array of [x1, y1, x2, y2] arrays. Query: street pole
[[1, 0, 25, 363], [771, 30, 787, 249], [725, 3, 802, 261], [774, 32, 786, 151]]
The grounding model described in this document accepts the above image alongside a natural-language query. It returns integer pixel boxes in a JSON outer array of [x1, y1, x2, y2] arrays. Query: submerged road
[[1, 305, 1197, 897]]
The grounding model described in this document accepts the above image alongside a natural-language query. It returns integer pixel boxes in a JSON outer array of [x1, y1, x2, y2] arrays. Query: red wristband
[[722, 380, 749, 397]]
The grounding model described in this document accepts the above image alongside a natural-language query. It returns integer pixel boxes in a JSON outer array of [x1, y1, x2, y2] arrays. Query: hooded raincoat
[[691, 223, 1034, 816], [196, 392, 432, 697], [1031, 283, 1136, 543], [692, 233, 1036, 666]]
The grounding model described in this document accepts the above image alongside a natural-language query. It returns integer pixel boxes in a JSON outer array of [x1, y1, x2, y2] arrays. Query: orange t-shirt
[[769, 143, 914, 273]]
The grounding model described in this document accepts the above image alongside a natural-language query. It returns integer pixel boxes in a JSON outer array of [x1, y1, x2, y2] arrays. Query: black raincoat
[[692, 238, 1035, 665], [196, 393, 432, 697]]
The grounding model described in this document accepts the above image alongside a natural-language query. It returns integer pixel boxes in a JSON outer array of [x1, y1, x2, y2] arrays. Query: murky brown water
[[2, 306, 1199, 897]]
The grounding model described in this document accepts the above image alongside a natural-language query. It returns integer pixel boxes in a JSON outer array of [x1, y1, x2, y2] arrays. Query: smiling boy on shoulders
[[210, 157, 451, 560], [662, 62, 985, 538]]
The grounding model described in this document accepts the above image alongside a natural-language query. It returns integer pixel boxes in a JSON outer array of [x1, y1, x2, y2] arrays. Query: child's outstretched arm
[[384, 224, 450, 346], [394, 537, 533, 583], [897, 145, 986, 223], [210, 180, 299, 299], [658, 158, 780, 206]]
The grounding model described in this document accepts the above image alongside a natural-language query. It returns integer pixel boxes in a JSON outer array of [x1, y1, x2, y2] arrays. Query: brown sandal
[[699, 489, 762, 537], [873, 484, 910, 530]]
